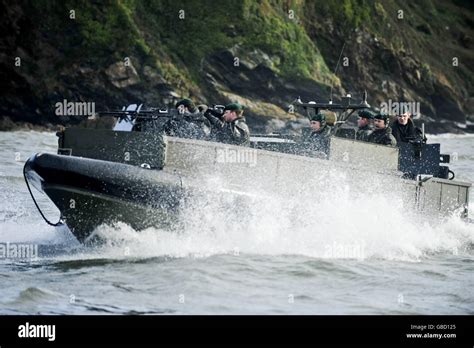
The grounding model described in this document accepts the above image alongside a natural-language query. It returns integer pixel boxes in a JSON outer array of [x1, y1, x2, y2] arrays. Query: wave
[[67, 180, 474, 263], [0, 221, 77, 244], [13, 287, 64, 303]]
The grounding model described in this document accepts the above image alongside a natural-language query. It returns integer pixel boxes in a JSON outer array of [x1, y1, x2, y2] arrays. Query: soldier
[[368, 113, 397, 146], [356, 110, 373, 142], [391, 112, 426, 144], [306, 113, 332, 154], [164, 98, 210, 139], [175, 98, 198, 114], [310, 113, 331, 140], [309, 113, 331, 138], [204, 102, 250, 146]]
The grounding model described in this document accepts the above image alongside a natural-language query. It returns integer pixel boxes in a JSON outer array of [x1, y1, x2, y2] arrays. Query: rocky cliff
[[0, 0, 473, 133]]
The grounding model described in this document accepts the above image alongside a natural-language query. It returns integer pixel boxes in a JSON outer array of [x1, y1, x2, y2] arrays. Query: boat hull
[[24, 153, 183, 243]]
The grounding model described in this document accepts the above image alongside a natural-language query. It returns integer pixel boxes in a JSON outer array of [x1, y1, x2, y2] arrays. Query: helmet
[[311, 113, 326, 126]]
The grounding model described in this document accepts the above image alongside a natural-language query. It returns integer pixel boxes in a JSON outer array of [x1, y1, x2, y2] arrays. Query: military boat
[[24, 97, 471, 243]]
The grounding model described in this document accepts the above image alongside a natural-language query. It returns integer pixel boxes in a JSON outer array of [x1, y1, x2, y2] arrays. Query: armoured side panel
[[165, 137, 325, 193], [164, 137, 401, 199], [419, 180, 442, 215], [60, 128, 166, 169], [329, 137, 399, 172], [419, 178, 470, 218]]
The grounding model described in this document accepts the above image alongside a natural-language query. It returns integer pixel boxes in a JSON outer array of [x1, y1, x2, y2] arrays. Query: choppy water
[[0, 130, 473, 314]]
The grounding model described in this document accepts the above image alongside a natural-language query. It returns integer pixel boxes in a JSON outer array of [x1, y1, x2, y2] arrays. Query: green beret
[[374, 112, 390, 124], [224, 103, 243, 111], [175, 98, 195, 110], [310, 113, 326, 122], [374, 112, 389, 121], [358, 110, 374, 119]]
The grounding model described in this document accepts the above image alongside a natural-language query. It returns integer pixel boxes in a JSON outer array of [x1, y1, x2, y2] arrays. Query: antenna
[[361, 90, 370, 108], [329, 42, 346, 104]]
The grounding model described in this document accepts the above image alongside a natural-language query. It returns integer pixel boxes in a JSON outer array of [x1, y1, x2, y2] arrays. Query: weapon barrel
[[294, 102, 369, 110]]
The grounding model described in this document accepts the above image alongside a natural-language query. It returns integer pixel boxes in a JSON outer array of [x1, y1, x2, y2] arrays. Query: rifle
[[203, 104, 226, 119]]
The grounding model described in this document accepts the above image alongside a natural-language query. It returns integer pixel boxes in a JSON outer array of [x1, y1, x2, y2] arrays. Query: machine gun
[[292, 91, 370, 114], [94, 104, 210, 136], [290, 91, 371, 137], [97, 105, 206, 123]]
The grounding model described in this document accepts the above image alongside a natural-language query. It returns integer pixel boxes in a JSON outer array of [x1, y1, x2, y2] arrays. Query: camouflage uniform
[[205, 103, 250, 146], [356, 124, 372, 142], [367, 113, 397, 146], [163, 114, 210, 139], [356, 110, 374, 142], [164, 99, 211, 139], [368, 126, 397, 146], [304, 113, 332, 155], [308, 124, 332, 153], [310, 124, 331, 139]]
